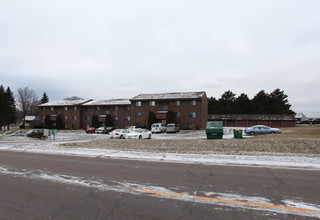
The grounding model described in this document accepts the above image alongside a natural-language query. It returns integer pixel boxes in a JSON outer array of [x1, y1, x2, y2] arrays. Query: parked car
[[108, 129, 130, 139], [10, 130, 27, 136], [104, 126, 116, 134], [85, 127, 96, 134], [244, 125, 281, 136], [95, 127, 106, 134], [151, 123, 166, 133], [1, 131, 15, 136], [310, 118, 320, 124], [166, 123, 180, 133], [128, 126, 139, 132], [26, 129, 45, 138], [126, 129, 152, 139]]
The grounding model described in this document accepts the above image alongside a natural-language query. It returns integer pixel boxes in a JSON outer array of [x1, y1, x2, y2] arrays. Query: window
[[72, 116, 77, 120], [149, 101, 155, 106], [85, 107, 89, 111], [174, 101, 180, 106], [73, 106, 77, 111], [114, 116, 119, 121], [136, 101, 141, 106], [125, 116, 130, 121], [105, 110, 110, 115], [174, 112, 180, 118], [85, 116, 89, 120], [125, 106, 131, 111], [57, 111, 61, 114], [189, 124, 196, 129], [64, 116, 68, 120], [51, 107, 54, 111], [64, 124, 68, 129], [136, 112, 141, 117], [64, 106, 68, 111], [96, 106, 100, 111], [189, 112, 196, 118], [43, 107, 46, 111], [114, 106, 118, 111], [160, 106, 168, 111], [189, 100, 196, 105]]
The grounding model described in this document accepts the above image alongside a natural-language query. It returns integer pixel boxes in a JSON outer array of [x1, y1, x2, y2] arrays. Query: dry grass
[[60, 125, 320, 155]]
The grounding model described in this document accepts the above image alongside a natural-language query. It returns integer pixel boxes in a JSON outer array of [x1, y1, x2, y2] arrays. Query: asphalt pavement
[[0, 150, 319, 219]]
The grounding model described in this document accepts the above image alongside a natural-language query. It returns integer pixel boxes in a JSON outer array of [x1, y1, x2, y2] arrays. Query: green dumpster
[[233, 129, 243, 139], [206, 121, 223, 139]]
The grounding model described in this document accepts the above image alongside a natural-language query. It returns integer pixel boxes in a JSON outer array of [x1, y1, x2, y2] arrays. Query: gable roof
[[38, 99, 92, 107], [130, 92, 206, 101], [82, 99, 131, 106]]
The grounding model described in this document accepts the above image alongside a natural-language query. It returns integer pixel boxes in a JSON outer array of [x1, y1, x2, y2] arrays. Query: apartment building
[[130, 92, 208, 129], [38, 99, 92, 129], [38, 91, 208, 130]]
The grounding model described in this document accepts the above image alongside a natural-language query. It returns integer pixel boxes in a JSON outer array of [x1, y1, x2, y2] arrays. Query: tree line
[[208, 88, 294, 114], [0, 85, 49, 130], [1, 84, 295, 130], [0, 85, 16, 130]]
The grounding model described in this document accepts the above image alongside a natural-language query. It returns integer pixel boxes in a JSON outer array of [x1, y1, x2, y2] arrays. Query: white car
[[95, 127, 106, 134], [109, 129, 130, 139], [151, 123, 166, 133], [128, 126, 139, 132], [126, 129, 152, 139]]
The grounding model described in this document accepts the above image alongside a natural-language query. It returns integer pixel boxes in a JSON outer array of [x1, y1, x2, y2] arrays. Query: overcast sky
[[1, 0, 319, 116]]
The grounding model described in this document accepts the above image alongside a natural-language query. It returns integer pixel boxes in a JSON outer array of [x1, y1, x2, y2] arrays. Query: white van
[[151, 123, 166, 133]]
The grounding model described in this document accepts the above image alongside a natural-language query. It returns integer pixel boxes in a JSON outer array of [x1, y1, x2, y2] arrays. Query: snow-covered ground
[[1, 129, 320, 169]]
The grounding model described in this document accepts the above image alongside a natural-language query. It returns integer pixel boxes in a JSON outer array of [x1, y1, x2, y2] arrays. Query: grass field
[[61, 125, 320, 155]]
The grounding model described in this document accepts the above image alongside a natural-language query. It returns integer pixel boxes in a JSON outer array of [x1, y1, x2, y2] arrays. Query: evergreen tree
[[235, 93, 251, 114], [105, 114, 113, 127], [218, 90, 236, 114], [5, 87, 16, 129], [44, 115, 52, 129], [268, 88, 294, 114], [0, 85, 6, 129], [167, 111, 175, 124], [91, 115, 100, 128], [208, 97, 218, 114], [55, 114, 64, 129], [40, 92, 49, 104], [208, 89, 294, 114], [251, 90, 270, 114], [147, 111, 157, 129]]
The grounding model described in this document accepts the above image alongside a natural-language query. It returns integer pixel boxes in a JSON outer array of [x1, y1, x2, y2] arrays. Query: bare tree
[[17, 87, 39, 127]]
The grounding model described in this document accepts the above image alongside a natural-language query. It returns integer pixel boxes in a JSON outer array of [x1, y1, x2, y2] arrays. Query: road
[[0, 150, 319, 219]]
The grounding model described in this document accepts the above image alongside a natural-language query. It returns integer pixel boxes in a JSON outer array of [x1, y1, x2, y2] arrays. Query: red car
[[85, 127, 96, 134]]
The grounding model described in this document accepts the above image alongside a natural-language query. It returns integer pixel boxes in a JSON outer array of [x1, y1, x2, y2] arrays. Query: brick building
[[130, 92, 208, 129], [208, 114, 296, 127], [38, 91, 208, 130]]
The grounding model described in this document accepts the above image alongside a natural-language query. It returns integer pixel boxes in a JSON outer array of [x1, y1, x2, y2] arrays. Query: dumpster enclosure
[[206, 121, 223, 139]]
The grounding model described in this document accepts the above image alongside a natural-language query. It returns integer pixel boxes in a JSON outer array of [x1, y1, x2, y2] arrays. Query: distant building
[[22, 116, 39, 128], [295, 112, 307, 124], [38, 92, 208, 130], [208, 114, 296, 127]]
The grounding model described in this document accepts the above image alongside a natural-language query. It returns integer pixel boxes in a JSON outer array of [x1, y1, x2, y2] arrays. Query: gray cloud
[[1, 0, 320, 116]]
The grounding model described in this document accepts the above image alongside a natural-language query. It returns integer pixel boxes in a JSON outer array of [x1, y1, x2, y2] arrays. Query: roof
[[25, 116, 37, 121], [208, 114, 296, 121], [39, 99, 92, 107], [83, 99, 131, 106], [130, 92, 206, 101]]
